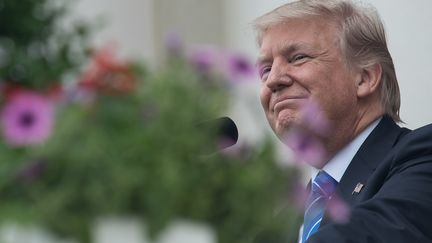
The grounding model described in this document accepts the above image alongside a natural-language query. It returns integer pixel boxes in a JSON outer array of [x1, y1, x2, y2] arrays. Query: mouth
[[272, 97, 307, 114]]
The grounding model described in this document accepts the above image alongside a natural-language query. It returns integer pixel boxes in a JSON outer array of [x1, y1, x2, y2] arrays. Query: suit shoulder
[[390, 123, 432, 169], [398, 123, 432, 148]]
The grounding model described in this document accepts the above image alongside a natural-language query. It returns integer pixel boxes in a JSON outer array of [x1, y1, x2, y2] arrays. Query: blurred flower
[[187, 46, 220, 74], [281, 99, 332, 167], [223, 52, 256, 82], [327, 194, 351, 223], [0, 90, 54, 146], [299, 100, 331, 136], [187, 46, 256, 86], [45, 84, 64, 100], [79, 47, 136, 94], [164, 32, 183, 56], [283, 128, 327, 167]]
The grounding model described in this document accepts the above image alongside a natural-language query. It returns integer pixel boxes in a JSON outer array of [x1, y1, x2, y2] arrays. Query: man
[[253, 0, 432, 242]]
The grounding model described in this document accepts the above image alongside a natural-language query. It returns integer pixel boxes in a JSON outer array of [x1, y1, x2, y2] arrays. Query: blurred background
[[0, 0, 431, 243], [72, 0, 432, 131]]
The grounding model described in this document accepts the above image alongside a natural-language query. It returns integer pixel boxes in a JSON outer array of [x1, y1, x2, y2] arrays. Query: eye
[[259, 66, 271, 80], [290, 54, 310, 64]]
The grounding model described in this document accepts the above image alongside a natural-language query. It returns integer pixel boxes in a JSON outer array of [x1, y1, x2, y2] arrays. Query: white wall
[[372, 1, 432, 129], [72, 0, 155, 63], [72, 0, 225, 65], [224, 0, 432, 130], [152, 0, 225, 64]]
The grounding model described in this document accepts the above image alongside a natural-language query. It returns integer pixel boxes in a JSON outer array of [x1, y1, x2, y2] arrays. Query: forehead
[[258, 18, 340, 57]]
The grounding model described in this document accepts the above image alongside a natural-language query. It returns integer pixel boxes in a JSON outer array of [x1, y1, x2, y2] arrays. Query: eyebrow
[[256, 42, 311, 66]]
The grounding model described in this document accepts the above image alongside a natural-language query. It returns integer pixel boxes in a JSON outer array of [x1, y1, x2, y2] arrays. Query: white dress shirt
[[310, 117, 381, 183], [298, 117, 381, 242]]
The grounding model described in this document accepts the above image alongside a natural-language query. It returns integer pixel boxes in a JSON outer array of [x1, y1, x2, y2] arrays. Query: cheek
[[260, 86, 271, 112], [315, 84, 357, 119]]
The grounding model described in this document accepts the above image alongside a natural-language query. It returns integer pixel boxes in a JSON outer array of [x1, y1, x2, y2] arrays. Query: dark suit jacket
[[307, 116, 432, 243]]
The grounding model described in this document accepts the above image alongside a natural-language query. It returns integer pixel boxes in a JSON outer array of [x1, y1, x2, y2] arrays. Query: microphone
[[197, 117, 238, 152]]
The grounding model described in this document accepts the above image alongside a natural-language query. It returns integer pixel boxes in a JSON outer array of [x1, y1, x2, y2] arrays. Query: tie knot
[[312, 170, 338, 198]]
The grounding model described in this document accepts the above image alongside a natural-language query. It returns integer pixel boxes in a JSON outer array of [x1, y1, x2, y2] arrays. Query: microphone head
[[216, 117, 238, 149], [197, 117, 238, 151]]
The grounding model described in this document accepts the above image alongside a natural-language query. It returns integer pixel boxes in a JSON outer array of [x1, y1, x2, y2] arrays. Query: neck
[[322, 104, 383, 163]]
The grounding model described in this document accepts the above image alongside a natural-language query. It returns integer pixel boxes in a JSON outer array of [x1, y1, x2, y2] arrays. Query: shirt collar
[[311, 117, 381, 182]]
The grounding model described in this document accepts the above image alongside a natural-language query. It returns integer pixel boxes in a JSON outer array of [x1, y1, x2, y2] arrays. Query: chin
[[277, 115, 297, 129], [267, 112, 297, 136], [273, 121, 292, 139]]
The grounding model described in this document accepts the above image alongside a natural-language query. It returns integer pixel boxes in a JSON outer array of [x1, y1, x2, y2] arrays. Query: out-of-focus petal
[[223, 52, 257, 82], [0, 90, 54, 146], [283, 128, 327, 168], [327, 193, 351, 223]]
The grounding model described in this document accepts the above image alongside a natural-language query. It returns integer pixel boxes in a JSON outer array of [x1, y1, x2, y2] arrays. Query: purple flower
[[327, 193, 351, 223], [164, 32, 183, 55], [280, 99, 333, 167], [223, 52, 256, 82], [187, 46, 220, 73], [1, 90, 55, 146], [298, 100, 331, 136], [283, 128, 327, 168]]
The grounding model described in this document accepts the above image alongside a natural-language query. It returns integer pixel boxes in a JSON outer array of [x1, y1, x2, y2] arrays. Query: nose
[[265, 62, 293, 92]]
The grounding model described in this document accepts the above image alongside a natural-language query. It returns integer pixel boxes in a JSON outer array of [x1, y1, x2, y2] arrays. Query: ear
[[356, 63, 382, 98]]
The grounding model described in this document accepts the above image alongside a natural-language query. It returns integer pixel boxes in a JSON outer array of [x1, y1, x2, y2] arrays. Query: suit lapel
[[321, 116, 409, 225]]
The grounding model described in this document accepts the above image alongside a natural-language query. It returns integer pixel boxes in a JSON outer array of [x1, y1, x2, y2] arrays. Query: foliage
[[0, 0, 91, 90], [0, 1, 302, 243], [0, 56, 302, 242]]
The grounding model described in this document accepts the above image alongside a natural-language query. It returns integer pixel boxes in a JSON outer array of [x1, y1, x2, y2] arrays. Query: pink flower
[[281, 99, 333, 168], [327, 194, 351, 223], [187, 46, 221, 73], [223, 52, 256, 82], [283, 128, 327, 168], [298, 100, 331, 136], [1, 90, 54, 146]]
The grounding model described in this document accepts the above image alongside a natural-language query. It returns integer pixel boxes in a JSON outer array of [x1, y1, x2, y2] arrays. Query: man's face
[[257, 18, 360, 140]]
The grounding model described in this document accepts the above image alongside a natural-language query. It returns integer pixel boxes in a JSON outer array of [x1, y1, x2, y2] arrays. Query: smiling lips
[[272, 97, 307, 114]]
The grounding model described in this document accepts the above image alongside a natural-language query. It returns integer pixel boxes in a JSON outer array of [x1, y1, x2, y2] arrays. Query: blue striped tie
[[302, 170, 338, 242]]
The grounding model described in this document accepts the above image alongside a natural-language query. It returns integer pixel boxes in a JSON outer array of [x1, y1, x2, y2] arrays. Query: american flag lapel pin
[[352, 182, 364, 195]]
